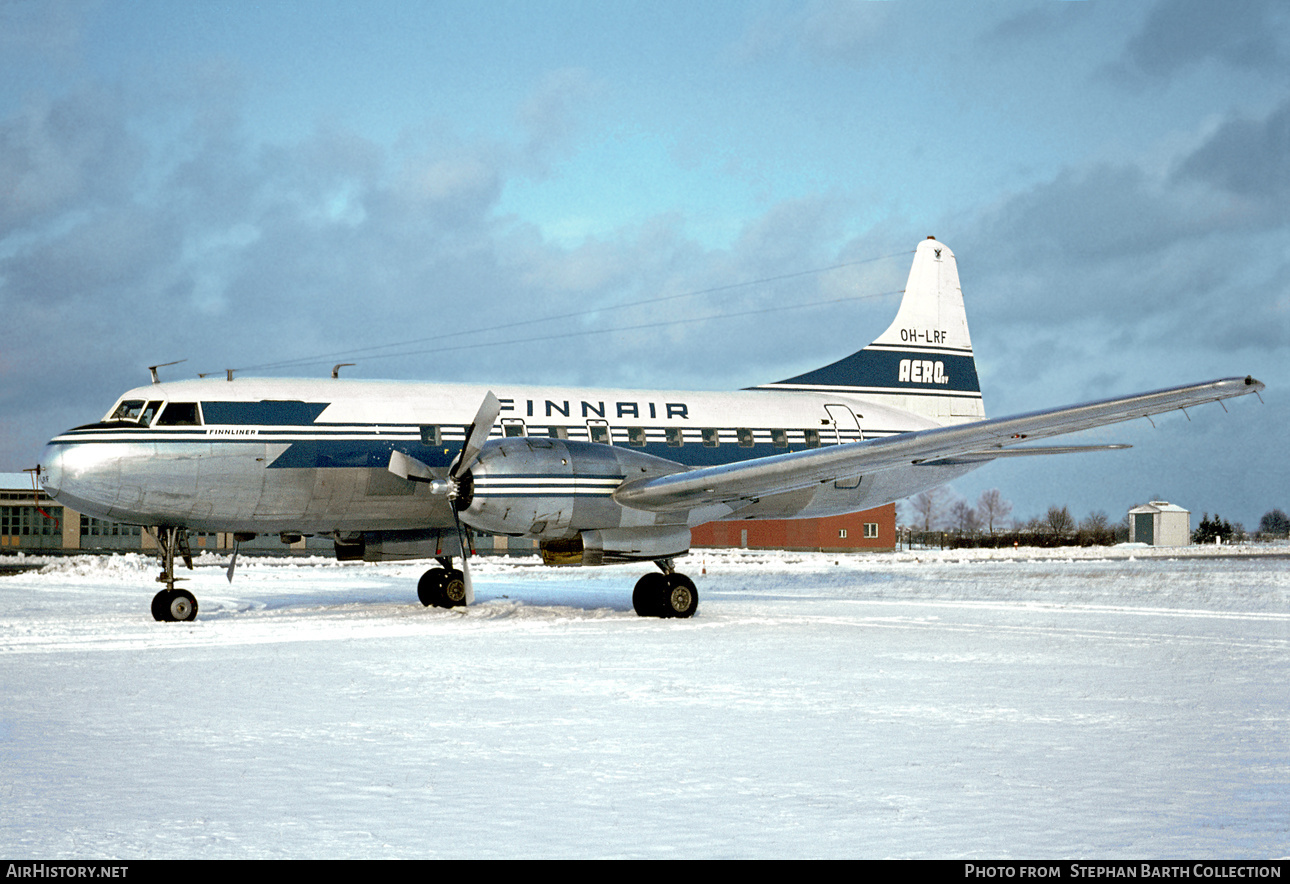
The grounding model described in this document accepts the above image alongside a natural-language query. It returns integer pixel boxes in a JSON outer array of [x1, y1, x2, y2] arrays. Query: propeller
[[389, 391, 502, 606], [447, 392, 501, 605]]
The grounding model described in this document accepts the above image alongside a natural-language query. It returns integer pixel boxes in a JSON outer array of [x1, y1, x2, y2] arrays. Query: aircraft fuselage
[[41, 377, 958, 538]]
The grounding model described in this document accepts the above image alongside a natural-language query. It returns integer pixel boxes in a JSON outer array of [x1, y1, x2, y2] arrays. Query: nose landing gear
[[150, 526, 198, 622]]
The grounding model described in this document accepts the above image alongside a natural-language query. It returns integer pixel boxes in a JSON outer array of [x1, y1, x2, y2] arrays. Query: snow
[[1, 547, 1287, 858]]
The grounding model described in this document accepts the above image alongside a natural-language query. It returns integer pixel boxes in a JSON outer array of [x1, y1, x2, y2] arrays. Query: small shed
[[1128, 501, 1191, 546]]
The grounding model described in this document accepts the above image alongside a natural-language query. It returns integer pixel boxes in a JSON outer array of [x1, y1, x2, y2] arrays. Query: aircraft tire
[[632, 572, 669, 617], [151, 589, 169, 621], [663, 574, 698, 619], [442, 570, 467, 607], [417, 568, 447, 607], [152, 588, 198, 622]]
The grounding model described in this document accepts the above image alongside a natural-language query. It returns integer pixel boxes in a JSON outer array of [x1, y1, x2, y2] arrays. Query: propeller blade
[[451, 391, 502, 480], [389, 449, 429, 481], [461, 551, 475, 606], [450, 501, 476, 605]]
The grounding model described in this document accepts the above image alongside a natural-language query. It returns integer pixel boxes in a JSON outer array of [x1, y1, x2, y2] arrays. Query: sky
[[1, 0, 1287, 528]]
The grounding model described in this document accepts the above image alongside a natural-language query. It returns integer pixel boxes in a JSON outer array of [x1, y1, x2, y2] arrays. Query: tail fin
[[755, 237, 985, 424]]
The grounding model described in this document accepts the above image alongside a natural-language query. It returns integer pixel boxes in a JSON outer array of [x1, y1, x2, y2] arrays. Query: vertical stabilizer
[[755, 237, 985, 424]]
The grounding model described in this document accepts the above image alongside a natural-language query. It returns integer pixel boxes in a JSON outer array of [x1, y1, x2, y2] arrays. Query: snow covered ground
[[1, 546, 1286, 858]]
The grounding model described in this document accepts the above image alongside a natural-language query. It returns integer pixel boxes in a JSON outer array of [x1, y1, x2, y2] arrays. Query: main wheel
[[417, 568, 447, 607], [662, 574, 698, 619], [441, 569, 468, 607], [418, 567, 467, 608], [632, 572, 668, 617]]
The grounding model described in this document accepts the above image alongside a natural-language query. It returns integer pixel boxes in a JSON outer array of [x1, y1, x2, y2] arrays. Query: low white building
[[1128, 501, 1191, 546]]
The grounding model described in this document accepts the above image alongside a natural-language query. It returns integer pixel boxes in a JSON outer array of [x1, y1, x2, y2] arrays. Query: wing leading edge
[[613, 376, 1264, 513]]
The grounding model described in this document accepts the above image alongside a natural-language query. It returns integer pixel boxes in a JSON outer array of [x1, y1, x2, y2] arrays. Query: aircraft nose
[[39, 444, 63, 499]]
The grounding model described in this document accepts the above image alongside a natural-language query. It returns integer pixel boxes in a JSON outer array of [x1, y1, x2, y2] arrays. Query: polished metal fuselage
[[40, 376, 972, 537]]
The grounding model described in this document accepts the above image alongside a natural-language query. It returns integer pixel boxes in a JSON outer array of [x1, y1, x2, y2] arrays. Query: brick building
[[690, 503, 897, 552]]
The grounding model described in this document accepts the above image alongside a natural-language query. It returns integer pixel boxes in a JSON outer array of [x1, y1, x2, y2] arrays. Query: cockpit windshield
[[105, 399, 163, 426]]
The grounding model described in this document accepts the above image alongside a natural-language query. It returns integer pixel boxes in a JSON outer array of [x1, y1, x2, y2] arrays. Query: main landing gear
[[632, 559, 698, 619], [151, 526, 198, 622], [417, 557, 468, 608], [416, 555, 698, 618]]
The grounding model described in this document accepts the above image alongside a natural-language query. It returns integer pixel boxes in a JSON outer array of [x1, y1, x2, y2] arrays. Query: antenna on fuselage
[[332, 363, 355, 378], [148, 360, 186, 384]]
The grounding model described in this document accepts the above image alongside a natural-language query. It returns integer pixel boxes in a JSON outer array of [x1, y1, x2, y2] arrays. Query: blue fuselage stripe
[[48, 426, 901, 470]]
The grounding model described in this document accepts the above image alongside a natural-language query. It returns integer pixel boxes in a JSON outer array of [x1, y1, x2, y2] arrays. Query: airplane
[[37, 237, 1264, 622]]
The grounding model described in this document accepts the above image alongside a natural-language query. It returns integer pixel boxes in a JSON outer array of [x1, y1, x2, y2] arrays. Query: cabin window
[[503, 420, 526, 437], [547, 426, 569, 440], [156, 402, 201, 426], [701, 428, 720, 448], [771, 428, 789, 449], [803, 429, 820, 449], [420, 425, 441, 446], [588, 423, 610, 444], [666, 427, 684, 447], [736, 428, 754, 448], [628, 427, 647, 447]]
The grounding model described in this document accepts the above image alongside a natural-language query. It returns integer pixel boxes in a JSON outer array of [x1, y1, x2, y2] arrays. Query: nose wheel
[[149, 526, 198, 622], [152, 588, 199, 622]]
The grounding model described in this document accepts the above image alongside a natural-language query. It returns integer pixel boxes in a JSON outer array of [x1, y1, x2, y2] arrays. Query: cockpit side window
[[106, 400, 146, 423], [156, 402, 202, 426], [139, 401, 163, 426]]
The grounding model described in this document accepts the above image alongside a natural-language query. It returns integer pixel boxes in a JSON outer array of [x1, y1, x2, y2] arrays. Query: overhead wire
[[220, 249, 912, 375], [249, 288, 908, 373]]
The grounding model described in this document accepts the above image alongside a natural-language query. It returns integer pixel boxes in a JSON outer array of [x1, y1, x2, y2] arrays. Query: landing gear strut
[[418, 557, 468, 608], [150, 526, 198, 622], [632, 559, 698, 618]]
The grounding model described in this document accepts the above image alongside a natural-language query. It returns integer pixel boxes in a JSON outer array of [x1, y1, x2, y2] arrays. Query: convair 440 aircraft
[[40, 238, 1263, 622]]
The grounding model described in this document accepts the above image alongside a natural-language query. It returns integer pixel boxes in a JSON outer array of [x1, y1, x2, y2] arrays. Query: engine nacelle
[[456, 437, 688, 542]]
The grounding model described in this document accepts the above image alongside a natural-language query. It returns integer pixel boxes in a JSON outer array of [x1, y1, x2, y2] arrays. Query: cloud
[[517, 67, 606, 173], [1173, 97, 1290, 212], [798, 0, 895, 62], [728, 0, 898, 68], [969, 163, 1203, 270], [1118, 0, 1290, 79], [0, 87, 145, 236], [0, 0, 91, 68], [978, 1, 1090, 46]]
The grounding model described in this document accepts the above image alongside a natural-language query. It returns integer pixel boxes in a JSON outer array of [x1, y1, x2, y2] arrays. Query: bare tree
[[909, 486, 951, 531], [1044, 505, 1075, 537], [950, 500, 982, 535], [1080, 510, 1109, 532], [976, 489, 1012, 534], [1078, 510, 1113, 545]]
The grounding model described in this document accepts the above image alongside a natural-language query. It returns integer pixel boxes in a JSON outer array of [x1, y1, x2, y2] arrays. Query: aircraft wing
[[613, 376, 1264, 513]]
